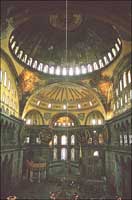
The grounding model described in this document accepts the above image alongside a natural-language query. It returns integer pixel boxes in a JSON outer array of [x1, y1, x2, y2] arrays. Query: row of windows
[[53, 148, 99, 161], [115, 70, 131, 96], [1, 93, 17, 109], [37, 101, 83, 110], [54, 122, 75, 127], [114, 89, 131, 111], [1, 106, 16, 116], [89, 119, 103, 125], [53, 148, 75, 161], [10, 35, 121, 76], [120, 134, 132, 145], [0, 70, 17, 97], [53, 135, 75, 145]]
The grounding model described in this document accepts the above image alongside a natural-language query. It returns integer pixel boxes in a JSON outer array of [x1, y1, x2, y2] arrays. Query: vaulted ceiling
[[1, 0, 131, 117]]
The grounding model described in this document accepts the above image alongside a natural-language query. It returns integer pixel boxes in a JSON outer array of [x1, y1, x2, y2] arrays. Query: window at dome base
[[9, 16, 122, 77]]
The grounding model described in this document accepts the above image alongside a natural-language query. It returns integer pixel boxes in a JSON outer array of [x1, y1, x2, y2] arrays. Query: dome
[[9, 14, 122, 76], [28, 82, 100, 111]]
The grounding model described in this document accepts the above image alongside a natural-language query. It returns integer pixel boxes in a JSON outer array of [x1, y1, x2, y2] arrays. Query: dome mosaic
[[9, 14, 122, 76], [28, 82, 101, 111]]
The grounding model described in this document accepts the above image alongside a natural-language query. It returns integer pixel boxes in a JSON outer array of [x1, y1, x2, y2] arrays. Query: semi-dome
[[9, 14, 122, 76], [27, 82, 102, 111]]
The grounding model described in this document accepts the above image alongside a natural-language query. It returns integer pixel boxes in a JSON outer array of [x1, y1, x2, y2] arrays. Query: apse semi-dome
[[9, 14, 122, 76]]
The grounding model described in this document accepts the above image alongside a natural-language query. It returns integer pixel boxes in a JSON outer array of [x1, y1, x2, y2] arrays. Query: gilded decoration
[[19, 70, 39, 93]]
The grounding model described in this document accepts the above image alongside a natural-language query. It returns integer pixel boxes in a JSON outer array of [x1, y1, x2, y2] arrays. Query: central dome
[[9, 14, 122, 76]]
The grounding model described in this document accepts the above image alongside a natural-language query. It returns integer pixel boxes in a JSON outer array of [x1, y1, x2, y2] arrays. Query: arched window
[[61, 148, 67, 160], [36, 137, 41, 144], [92, 119, 96, 125], [43, 65, 49, 73], [49, 66, 55, 74], [53, 148, 57, 161], [48, 103, 52, 108], [123, 72, 127, 88], [25, 137, 30, 143], [129, 135, 132, 144], [120, 97, 123, 107], [71, 148, 75, 161], [4, 71, 7, 87], [98, 119, 102, 125], [120, 80, 123, 91], [54, 135, 57, 145], [124, 135, 128, 145], [22, 54, 28, 64], [61, 135, 67, 145], [14, 46, 19, 55], [69, 67, 74, 76], [112, 48, 117, 57], [93, 62, 98, 70], [8, 80, 10, 91], [26, 119, 31, 125], [108, 52, 113, 61], [116, 88, 119, 96], [17, 50, 23, 60], [9, 35, 14, 43], [93, 151, 99, 157], [117, 38, 121, 45], [125, 94, 128, 103], [103, 56, 109, 65], [55, 66, 61, 75], [63, 104, 67, 110], [71, 135, 75, 145], [38, 63, 43, 71], [98, 59, 104, 69], [11, 41, 16, 50], [115, 43, 120, 52], [32, 60, 38, 69], [87, 64, 93, 72], [120, 135, 123, 145], [62, 68, 67, 76], [128, 70, 131, 83], [117, 101, 119, 109], [81, 65, 87, 74], [77, 104, 81, 109], [75, 67, 80, 75], [27, 57, 33, 67]]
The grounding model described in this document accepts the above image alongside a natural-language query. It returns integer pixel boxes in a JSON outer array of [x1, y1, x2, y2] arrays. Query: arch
[[22, 81, 106, 119], [49, 112, 80, 127], [85, 110, 104, 125], [61, 135, 67, 145], [24, 109, 44, 125]]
